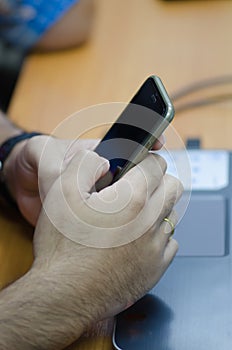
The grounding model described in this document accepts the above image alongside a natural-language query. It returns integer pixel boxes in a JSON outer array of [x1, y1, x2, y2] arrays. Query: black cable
[[171, 75, 232, 113], [171, 75, 232, 102], [175, 93, 232, 113]]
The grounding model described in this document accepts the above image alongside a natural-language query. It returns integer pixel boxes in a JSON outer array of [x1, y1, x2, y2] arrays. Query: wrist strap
[[0, 132, 42, 207], [0, 132, 41, 169]]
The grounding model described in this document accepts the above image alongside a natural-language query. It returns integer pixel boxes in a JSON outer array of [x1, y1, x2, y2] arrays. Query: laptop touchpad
[[175, 195, 226, 256]]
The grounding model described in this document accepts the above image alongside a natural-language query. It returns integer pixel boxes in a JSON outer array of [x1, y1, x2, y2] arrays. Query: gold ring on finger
[[163, 217, 175, 236]]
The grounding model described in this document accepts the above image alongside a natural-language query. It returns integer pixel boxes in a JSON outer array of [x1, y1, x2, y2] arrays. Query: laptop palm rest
[[175, 195, 226, 256], [113, 151, 232, 350]]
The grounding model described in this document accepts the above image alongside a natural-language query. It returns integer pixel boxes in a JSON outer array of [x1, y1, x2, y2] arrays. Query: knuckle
[[77, 149, 91, 158], [170, 210, 178, 226], [130, 189, 147, 213], [26, 135, 44, 156], [157, 177, 183, 216], [69, 150, 93, 170], [164, 175, 183, 201], [169, 238, 179, 256]]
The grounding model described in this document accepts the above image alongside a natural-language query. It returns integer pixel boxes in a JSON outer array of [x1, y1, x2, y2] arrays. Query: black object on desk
[[0, 41, 24, 112]]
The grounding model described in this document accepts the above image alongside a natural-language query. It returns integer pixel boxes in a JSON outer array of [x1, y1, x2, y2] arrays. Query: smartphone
[[94, 75, 174, 190]]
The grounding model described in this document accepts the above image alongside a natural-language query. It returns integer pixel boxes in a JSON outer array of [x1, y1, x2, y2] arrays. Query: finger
[[78, 139, 99, 150], [61, 150, 110, 198], [120, 153, 167, 199], [96, 153, 167, 207], [23, 135, 49, 171], [86, 153, 167, 228], [64, 139, 100, 165], [151, 134, 166, 150], [150, 174, 183, 222], [144, 210, 177, 253], [155, 210, 178, 248], [134, 174, 182, 240], [163, 238, 179, 265]]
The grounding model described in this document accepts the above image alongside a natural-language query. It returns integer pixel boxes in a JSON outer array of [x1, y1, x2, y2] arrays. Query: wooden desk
[[1, 0, 232, 349]]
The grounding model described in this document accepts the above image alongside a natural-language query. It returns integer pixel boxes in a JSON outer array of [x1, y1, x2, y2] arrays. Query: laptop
[[113, 149, 232, 350]]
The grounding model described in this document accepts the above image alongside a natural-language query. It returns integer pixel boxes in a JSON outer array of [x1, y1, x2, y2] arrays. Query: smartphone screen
[[94, 76, 174, 188]]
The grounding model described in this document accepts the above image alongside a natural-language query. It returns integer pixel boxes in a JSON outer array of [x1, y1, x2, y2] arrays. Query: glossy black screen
[[94, 77, 167, 178]]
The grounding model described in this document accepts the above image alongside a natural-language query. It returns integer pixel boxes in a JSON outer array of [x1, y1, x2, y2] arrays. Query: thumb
[[62, 150, 110, 198]]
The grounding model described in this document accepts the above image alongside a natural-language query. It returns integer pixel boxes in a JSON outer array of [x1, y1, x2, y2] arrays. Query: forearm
[[0, 267, 87, 350], [0, 110, 22, 144]]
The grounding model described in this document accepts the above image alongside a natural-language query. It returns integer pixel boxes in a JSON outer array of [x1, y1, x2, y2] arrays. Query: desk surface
[[2, 0, 232, 349]]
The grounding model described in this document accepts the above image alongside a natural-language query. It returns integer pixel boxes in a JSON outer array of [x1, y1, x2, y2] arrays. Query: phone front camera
[[150, 94, 157, 103]]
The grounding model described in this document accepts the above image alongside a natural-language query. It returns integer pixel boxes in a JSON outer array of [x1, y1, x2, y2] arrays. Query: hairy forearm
[[0, 267, 87, 350]]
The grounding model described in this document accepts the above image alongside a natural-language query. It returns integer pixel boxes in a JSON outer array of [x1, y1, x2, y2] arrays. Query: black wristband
[[0, 132, 42, 207]]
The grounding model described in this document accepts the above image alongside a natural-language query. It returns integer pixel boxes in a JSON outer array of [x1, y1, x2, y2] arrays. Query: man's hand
[[0, 148, 182, 350], [3, 134, 164, 226], [31, 150, 183, 345], [3, 136, 98, 225]]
